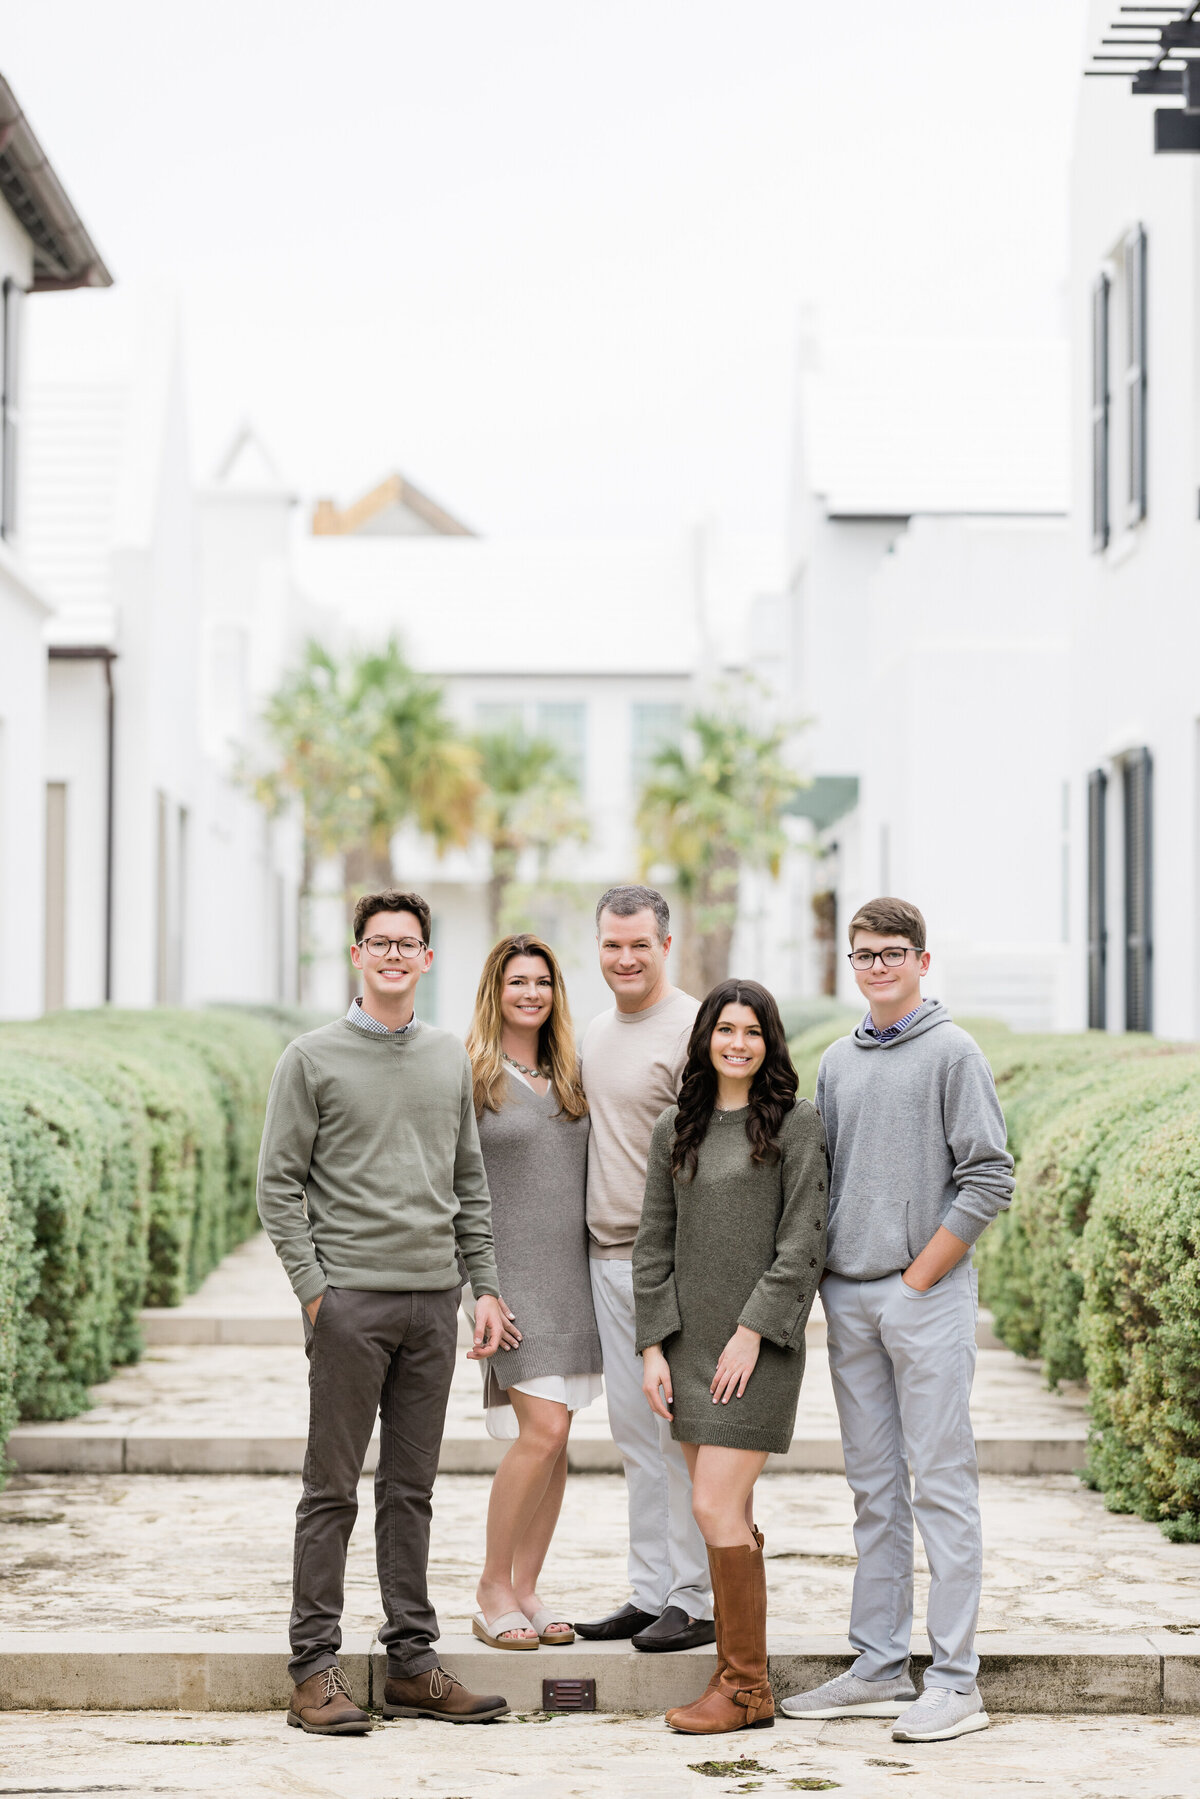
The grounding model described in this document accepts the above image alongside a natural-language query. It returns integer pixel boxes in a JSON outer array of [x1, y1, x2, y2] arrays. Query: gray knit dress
[[475, 1072, 602, 1410], [632, 1101, 828, 1454]]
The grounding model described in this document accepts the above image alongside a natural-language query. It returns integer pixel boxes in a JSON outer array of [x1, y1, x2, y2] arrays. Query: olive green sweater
[[633, 1101, 828, 1452], [256, 1019, 500, 1306]]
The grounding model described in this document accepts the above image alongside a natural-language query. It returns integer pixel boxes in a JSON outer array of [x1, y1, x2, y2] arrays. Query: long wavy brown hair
[[670, 979, 798, 1180], [466, 933, 587, 1121]]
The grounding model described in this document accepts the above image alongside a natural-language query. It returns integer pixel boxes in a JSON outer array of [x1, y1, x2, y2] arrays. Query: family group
[[256, 883, 1014, 1745]]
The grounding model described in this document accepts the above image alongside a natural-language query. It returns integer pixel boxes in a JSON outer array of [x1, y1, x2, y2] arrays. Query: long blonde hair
[[466, 934, 587, 1121]]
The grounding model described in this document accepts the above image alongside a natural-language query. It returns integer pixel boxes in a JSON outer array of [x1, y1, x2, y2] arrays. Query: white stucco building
[[0, 73, 111, 1020], [22, 293, 303, 1012], [1068, 3, 1200, 1039], [785, 338, 1074, 1029], [293, 497, 781, 1032]]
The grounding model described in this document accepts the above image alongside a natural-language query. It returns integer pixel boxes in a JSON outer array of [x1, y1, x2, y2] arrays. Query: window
[[1090, 273, 1110, 554], [1, 279, 22, 542], [474, 702, 523, 736], [534, 702, 586, 786], [1091, 228, 1148, 553], [474, 700, 587, 787], [1086, 769, 1107, 1030], [1123, 225, 1147, 528], [631, 702, 684, 791], [1122, 748, 1152, 1033]]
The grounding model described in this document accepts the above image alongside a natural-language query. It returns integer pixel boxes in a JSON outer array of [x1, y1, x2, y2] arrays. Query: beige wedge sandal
[[528, 1607, 575, 1646], [471, 1609, 540, 1650]]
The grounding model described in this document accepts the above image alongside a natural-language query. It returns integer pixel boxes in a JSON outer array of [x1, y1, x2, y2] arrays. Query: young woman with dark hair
[[464, 934, 602, 1652], [633, 979, 828, 1735]]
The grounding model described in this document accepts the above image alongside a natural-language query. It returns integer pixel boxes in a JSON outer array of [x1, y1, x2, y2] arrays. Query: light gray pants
[[589, 1256, 712, 1620], [821, 1261, 981, 1692]]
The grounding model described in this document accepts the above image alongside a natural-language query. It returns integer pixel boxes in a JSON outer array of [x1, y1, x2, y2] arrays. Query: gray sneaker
[[780, 1669, 917, 1720], [892, 1685, 989, 1742]]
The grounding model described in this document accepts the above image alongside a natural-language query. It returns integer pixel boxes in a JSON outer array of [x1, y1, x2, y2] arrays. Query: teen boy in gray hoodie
[[781, 897, 1013, 1745]]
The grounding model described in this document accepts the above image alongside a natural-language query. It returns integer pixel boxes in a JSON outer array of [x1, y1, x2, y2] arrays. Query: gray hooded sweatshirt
[[815, 999, 1014, 1281]]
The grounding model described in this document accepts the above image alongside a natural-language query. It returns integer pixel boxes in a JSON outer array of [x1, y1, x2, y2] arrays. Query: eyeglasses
[[358, 936, 428, 960], [847, 947, 922, 971]]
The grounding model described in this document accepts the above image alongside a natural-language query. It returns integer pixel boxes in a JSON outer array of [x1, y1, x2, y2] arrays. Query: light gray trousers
[[589, 1256, 712, 1621], [821, 1260, 982, 1692]]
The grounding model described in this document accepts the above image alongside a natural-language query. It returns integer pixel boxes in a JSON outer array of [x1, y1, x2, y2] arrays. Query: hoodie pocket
[[829, 1194, 911, 1275], [866, 1197, 912, 1271]]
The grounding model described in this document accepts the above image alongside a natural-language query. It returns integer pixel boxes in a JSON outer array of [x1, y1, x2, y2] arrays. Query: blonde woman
[[464, 933, 602, 1651]]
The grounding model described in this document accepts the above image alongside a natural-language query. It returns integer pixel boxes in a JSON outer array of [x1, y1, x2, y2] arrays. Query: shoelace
[[426, 1668, 461, 1700], [321, 1665, 354, 1704]]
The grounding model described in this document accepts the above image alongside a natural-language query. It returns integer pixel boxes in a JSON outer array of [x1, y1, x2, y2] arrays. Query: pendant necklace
[[504, 1051, 548, 1080]]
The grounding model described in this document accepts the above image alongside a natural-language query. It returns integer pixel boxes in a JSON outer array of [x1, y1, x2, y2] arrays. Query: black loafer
[[573, 1602, 658, 1641], [631, 1606, 717, 1652]]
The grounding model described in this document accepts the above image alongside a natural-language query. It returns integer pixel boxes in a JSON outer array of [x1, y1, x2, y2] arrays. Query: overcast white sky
[[5, 1, 1086, 538]]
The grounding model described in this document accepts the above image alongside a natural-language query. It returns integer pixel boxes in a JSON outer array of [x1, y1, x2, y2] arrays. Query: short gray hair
[[595, 884, 670, 943]]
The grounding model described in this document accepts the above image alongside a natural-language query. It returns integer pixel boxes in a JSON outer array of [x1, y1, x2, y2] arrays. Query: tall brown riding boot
[[665, 1529, 763, 1728], [666, 1536, 773, 1735]]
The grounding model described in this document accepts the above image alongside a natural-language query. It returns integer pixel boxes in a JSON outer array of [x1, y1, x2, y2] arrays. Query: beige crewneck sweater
[[581, 986, 698, 1258]]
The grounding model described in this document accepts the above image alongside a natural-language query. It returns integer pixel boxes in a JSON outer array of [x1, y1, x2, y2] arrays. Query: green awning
[[787, 775, 859, 831]]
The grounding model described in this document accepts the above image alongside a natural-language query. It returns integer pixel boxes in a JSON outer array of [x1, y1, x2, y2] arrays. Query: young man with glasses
[[781, 897, 1013, 1744], [258, 890, 516, 1735]]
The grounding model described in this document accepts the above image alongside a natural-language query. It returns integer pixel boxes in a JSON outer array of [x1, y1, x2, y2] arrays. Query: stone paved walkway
[[3, 1468, 1199, 1639], [48, 1229, 1089, 1442], [3, 1709, 1200, 1799]]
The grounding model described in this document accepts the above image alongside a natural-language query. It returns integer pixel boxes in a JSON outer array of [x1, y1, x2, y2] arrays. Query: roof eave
[[0, 75, 113, 291]]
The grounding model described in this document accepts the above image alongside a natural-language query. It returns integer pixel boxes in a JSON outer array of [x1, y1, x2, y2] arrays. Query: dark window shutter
[[1086, 769, 1107, 1029], [1124, 225, 1147, 527], [1091, 272, 1110, 553], [1123, 748, 1153, 1033], [1, 278, 22, 542]]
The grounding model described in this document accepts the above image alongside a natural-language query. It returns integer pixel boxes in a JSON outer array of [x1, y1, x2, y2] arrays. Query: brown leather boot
[[287, 1664, 372, 1734], [665, 1528, 762, 1728], [381, 1665, 509, 1723], [667, 1537, 773, 1735]]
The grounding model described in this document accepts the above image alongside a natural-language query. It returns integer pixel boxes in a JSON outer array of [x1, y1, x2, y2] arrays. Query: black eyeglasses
[[358, 936, 428, 960], [847, 947, 923, 971]]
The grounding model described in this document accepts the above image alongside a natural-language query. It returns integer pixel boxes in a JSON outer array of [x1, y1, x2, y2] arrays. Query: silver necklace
[[504, 1051, 548, 1080]]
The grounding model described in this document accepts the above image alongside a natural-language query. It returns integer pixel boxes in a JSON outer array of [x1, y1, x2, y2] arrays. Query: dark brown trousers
[[290, 1284, 459, 1683]]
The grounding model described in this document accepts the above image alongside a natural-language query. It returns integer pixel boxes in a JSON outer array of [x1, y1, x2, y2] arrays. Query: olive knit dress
[[632, 1100, 828, 1455]]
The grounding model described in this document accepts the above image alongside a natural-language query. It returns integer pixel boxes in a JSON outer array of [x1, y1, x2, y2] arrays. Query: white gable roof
[[292, 531, 781, 678], [802, 337, 1069, 517]]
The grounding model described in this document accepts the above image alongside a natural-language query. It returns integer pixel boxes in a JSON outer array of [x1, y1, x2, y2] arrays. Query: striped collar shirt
[[863, 1002, 924, 1046], [346, 998, 419, 1039]]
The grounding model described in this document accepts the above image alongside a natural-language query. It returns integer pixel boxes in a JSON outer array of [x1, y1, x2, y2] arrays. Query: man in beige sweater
[[574, 885, 713, 1652]]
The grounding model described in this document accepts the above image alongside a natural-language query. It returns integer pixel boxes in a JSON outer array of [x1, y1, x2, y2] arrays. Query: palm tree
[[472, 727, 589, 938], [250, 638, 481, 959], [636, 698, 803, 995]]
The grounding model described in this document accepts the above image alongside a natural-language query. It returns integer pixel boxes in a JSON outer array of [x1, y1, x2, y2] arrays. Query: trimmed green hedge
[[788, 1009, 1200, 1540], [0, 1008, 310, 1465]]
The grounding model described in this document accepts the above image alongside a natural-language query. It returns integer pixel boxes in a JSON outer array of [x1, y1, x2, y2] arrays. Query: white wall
[[0, 556, 48, 1018], [0, 202, 45, 1018], [830, 514, 1073, 1030]]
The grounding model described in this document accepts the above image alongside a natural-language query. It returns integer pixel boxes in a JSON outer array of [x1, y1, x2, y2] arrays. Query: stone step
[[1, 1630, 1194, 1714], [136, 1305, 1009, 1350], [6, 1426, 1086, 1477]]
